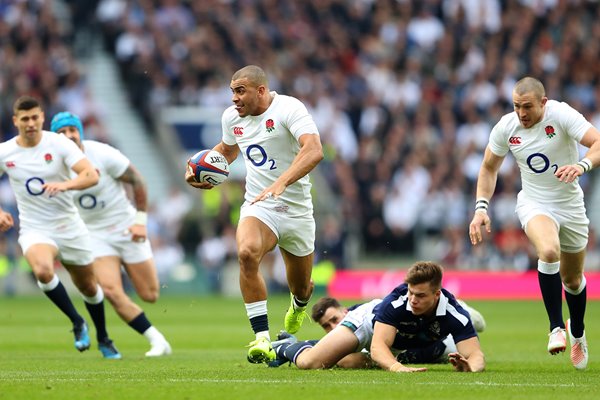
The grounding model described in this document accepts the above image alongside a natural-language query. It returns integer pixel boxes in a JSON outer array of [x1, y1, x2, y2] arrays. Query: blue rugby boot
[[99, 338, 122, 360], [72, 321, 91, 352]]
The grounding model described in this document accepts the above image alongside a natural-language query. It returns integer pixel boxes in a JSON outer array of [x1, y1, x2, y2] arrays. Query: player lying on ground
[[269, 261, 486, 372]]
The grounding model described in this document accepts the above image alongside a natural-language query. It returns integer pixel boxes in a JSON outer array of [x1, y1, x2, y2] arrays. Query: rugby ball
[[187, 149, 230, 185]]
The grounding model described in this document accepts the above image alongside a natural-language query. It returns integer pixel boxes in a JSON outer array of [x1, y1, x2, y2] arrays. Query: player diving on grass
[[269, 261, 486, 372]]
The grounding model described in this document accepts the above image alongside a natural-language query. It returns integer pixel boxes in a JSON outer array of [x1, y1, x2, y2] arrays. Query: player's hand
[[468, 211, 491, 245], [42, 181, 69, 197], [448, 352, 472, 372], [555, 164, 584, 183], [251, 183, 286, 204], [129, 224, 147, 243], [0, 211, 14, 232], [185, 168, 214, 190], [389, 362, 427, 373]]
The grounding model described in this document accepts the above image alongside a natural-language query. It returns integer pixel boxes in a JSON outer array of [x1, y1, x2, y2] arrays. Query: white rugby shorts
[[240, 201, 315, 256], [339, 299, 381, 352], [89, 228, 153, 264], [516, 191, 589, 253], [19, 223, 94, 266]]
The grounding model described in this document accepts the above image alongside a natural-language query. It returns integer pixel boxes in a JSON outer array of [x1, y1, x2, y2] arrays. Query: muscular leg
[[26, 244, 84, 325], [94, 256, 143, 321], [525, 215, 564, 330], [281, 248, 314, 302], [122, 258, 171, 355], [65, 262, 108, 342], [237, 217, 277, 338], [278, 326, 359, 369], [561, 250, 586, 338]]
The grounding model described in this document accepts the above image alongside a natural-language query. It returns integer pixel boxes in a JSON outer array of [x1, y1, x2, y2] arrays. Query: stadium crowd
[[94, 0, 600, 271], [3, 0, 600, 295]]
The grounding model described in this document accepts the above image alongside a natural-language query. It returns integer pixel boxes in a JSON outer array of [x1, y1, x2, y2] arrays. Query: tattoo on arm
[[119, 165, 148, 211]]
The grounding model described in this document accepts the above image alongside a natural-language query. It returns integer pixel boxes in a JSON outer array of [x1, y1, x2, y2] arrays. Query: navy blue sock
[[84, 301, 108, 342], [249, 314, 269, 334], [538, 271, 564, 330], [282, 341, 315, 364], [128, 312, 152, 334], [565, 287, 586, 338], [43, 282, 84, 325]]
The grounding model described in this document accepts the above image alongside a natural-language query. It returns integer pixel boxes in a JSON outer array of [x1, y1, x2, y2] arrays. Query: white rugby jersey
[[72, 140, 135, 231], [0, 131, 85, 230], [489, 100, 591, 203], [222, 92, 320, 216]]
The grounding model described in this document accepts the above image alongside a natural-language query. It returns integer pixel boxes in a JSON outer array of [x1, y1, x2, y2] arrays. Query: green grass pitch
[[0, 295, 599, 399]]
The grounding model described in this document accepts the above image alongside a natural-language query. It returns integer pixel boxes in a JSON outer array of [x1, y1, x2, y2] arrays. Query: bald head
[[514, 77, 545, 100], [232, 65, 269, 88]]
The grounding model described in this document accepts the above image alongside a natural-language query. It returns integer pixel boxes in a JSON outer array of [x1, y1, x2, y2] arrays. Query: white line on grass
[[0, 376, 585, 389]]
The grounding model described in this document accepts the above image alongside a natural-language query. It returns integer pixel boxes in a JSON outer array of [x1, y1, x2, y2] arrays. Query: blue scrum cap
[[50, 112, 84, 139]]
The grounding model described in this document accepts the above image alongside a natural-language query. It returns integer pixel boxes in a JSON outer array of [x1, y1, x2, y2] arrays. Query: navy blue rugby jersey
[[373, 283, 477, 350]]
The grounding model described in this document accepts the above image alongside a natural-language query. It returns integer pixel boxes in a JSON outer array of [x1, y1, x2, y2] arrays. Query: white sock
[[143, 326, 166, 344], [81, 284, 104, 304]]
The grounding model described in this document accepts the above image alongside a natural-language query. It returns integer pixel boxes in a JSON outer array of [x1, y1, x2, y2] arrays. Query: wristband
[[577, 158, 592, 173], [475, 198, 489, 213], [134, 211, 148, 225]]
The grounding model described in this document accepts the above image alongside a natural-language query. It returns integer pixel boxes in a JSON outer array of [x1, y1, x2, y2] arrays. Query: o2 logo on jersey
[[78, 194, 105, 209], [246, 144, 277, 170], [527, 152, 558, 174], [25, 177, 45, 196]]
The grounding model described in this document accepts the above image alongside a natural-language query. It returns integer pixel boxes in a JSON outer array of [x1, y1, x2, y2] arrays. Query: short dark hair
[[404, 261, 443, 291], [13, 96, 43, 114], [232, 65, 268, 87], [514, 77, 545, 99], [311, 297, 343, 322]]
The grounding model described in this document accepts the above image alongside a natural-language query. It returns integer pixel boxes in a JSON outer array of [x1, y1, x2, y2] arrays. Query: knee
[[296, 357, 328, 370], [237, 247, 261, 273], [101, 284, 125, 305], [562, 275, 583, 291], [138, 287, 159, 303], [35, 269, 55, 284], [30, 262, 55, 283], [537, 246, 560, 262]]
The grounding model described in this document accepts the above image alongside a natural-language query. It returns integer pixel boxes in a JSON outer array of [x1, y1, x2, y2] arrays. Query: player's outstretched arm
[[370, 322, 427, 373], [118, 163, 149, 242], [469, 147, 504, 245], [43, 158, 99, 196], [556, 126, 600, 183], [450, 337, 485, 372], [252, 133, 323, 204]]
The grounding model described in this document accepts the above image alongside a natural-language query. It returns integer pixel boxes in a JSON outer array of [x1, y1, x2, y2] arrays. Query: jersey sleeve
[[284, 97, 320, 142], [97, 143, 130, 178], [557, 101, 592, 142], [488, 118, 510, 157], [221, 107, 237, 146], [57, 134, 86, 169]]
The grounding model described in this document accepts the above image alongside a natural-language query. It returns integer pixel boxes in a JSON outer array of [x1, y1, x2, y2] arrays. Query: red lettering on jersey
[[5, 161, 15, 168], [233, 127, 244, 136], [509, 136, 522, 145]]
